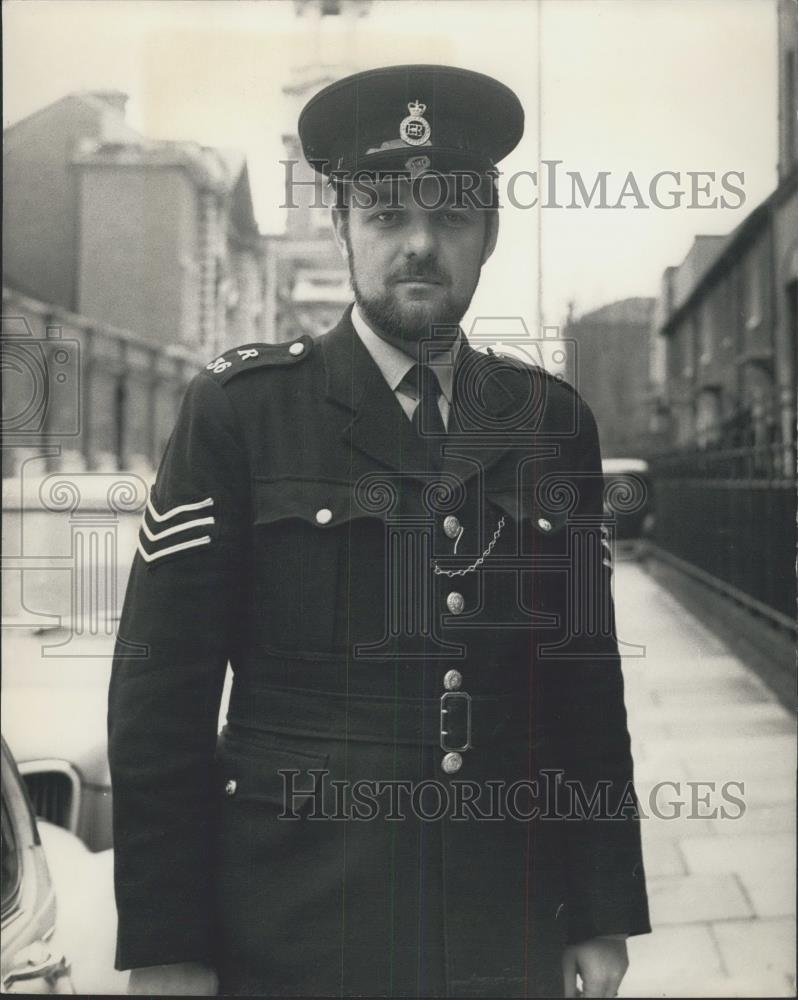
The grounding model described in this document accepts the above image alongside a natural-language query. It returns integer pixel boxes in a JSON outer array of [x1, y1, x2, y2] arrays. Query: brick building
[[4, 91, 265, 355], [563, 297, 655, 459], [642, 0, 797, 628], [651, 0, 797, 454], [4, 91, 138, 312], [658, 179, 797, 454]]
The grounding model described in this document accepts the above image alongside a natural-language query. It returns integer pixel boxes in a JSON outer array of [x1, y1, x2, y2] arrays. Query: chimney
[[89, 90, 129, 116]]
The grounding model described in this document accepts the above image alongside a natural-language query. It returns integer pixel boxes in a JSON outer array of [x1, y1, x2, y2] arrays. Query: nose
[[402, 216, 437, 260]]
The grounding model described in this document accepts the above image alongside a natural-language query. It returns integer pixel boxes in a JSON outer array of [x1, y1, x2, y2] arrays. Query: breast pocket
[[485, 488, 571, 625], [251, 478, 386, 657]]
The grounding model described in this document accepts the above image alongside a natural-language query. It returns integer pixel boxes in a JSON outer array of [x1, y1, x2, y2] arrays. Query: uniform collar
[[322, 305, 526, 484], [351, 303, 460, 403]]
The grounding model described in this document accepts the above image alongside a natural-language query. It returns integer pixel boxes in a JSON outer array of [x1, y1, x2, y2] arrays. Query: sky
[[4, 0, 780, 332]]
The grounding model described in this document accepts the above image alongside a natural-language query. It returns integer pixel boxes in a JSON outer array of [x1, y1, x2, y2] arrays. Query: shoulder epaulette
[[485, 346, 531, 371], [486, 348, 582, 397], [532, 364, 579, 394], [202, 336, 313, 385]]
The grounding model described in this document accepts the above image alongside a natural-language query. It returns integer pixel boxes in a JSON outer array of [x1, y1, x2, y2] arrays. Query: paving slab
[[641, 837, 688, 878], [646, 873, 753, 925], [667, 735, 795, 783], [640, 813, 717, 841], [678, 833, 795, 876], [736, 866, 796, 919], [620, 972, 795, 998], [656, 680, 774, 707], [711, 918, 796, 986], [665, 713, 794, 739], [621, 923, 724, 992], [708, 803, 796, 837]]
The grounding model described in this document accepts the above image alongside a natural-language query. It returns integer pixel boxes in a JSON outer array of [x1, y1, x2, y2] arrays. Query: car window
[[1, 797, 21, 917]]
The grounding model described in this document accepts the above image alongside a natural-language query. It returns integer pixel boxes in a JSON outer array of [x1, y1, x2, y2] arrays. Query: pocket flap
[[487, 489, 570, 536], [216, 735, 328, 812], [253, 477, 383, 528]]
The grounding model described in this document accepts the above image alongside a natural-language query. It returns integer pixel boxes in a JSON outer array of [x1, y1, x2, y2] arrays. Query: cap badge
[[406, 154, 431, 177], [399, 100, 431, 146]]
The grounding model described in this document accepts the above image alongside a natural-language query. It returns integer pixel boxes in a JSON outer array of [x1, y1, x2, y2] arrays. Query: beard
[[347, 244, 478, 345]]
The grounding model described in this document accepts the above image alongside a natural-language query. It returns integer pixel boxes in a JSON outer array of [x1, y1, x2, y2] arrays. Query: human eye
[[370, 210, 400, 225], [439, 209, 471, 227]]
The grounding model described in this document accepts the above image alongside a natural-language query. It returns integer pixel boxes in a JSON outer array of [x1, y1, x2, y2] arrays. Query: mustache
[[391, 264, 448, 284]]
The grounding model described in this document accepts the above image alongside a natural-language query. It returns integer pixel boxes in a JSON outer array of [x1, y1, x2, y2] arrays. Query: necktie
[[406, 363, 446, 439], [403, 363, 445, 473]]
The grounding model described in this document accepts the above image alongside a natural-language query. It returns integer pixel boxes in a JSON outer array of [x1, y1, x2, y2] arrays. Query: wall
[[77, 165, 199, 345], [565, 299, 655, 459], [2, 100, 100, 310], [664, 179, 797, 451]]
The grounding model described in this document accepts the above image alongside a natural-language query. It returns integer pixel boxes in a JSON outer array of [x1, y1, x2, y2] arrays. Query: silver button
[[443, 669, 462, 691], [443, 515, 461, 540], [537, 517, 552, 532], [441, 752, 463, 774], [289, 341, 305, 356], [224, 779, 237, 797], [446, 591, 465, 615], [315, 508, 333, 525]]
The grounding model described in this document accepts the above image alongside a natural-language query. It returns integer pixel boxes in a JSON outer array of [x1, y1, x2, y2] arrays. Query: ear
[[480, 210, 499, 265], [331, 209, 350, 262]]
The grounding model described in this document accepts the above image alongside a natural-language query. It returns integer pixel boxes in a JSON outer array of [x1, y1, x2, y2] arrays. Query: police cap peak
[[298, 64, 524, 179]]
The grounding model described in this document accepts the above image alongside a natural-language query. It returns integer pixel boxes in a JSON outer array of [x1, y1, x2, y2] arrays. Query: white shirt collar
[[351, 303, 461, 402]]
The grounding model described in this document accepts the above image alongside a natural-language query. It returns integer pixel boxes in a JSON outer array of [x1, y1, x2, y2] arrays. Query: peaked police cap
[[298, 64, 524, 179]]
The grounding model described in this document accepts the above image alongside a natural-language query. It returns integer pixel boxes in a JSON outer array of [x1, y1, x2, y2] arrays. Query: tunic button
[[224, 779, 237, 797], [441, 752, 463, 774], [443, 515, 461, 539], [289, 341, 305, 356], [443, 669, 462, 691], [315, 508, 333, 525], [446, 591, 465, 615], [537, 517, 552, 532]]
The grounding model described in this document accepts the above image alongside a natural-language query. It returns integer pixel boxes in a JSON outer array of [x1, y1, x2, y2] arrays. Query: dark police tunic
[[108, 307, 650, 997]]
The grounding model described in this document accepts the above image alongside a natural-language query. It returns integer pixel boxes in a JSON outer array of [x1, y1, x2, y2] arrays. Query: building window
[[786, 50, 796, 168], [698, 303, 713, 366], [696, 388, 722, 449], [742, 254, 762, 331], [682, 322, 694, 378]]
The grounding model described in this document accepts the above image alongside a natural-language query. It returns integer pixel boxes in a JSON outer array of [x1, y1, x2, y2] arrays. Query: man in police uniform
[[109, 65, 650, 998]]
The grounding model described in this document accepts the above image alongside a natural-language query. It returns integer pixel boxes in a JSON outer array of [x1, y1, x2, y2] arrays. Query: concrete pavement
[[614, 560, 795, 998]]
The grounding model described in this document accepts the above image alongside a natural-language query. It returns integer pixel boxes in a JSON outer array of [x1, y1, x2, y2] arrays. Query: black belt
[[227, 682, 532, 750]]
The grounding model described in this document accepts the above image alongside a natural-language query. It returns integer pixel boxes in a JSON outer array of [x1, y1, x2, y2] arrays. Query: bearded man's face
[[335, 175, 496, 347]]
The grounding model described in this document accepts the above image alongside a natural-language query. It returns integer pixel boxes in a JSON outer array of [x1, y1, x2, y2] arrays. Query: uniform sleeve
[[554, 400, 651, 945], [107, 371, 249, 970]]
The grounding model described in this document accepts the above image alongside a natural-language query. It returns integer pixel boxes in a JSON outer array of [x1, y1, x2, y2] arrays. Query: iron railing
[[649, 440, 796, 628]]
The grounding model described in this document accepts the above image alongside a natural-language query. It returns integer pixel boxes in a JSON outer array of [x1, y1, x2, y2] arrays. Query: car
[[2, 734, 73, 993], [1, 629, 115, 853], [1, 736, 125, 994], [601, 457, 654, 553], [2, 624, 234, 856]]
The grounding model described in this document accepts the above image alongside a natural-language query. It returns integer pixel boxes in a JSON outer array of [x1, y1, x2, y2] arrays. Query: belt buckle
[[440, 691, 472, 752]]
